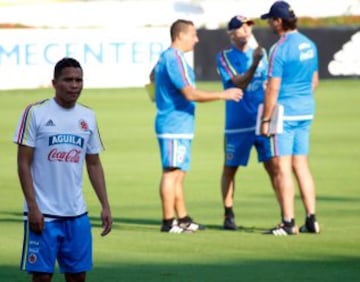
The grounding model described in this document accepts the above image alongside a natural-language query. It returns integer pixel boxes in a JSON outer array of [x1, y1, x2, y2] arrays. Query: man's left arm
[[86, 154, 112, 236], [312, 71, 319, 91]]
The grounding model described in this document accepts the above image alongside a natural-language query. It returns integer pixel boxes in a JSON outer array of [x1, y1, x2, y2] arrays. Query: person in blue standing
[[260, 1, 320, 235], [151, 19, 243, 233], [216, 15, 276, 230]]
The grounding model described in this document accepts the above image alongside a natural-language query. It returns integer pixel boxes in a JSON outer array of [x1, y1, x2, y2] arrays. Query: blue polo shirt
[[268, 31, 318, 118], [216, 45, 268, 130], [154, 47, 196, 138]]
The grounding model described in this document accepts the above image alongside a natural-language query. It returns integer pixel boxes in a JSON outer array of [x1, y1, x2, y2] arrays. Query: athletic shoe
[[299, 216, 320, 234], [160, 219, 192, 233], [223, 216, 237, 230], [264, 221, 298, 236], [178, 217, 206, 232]]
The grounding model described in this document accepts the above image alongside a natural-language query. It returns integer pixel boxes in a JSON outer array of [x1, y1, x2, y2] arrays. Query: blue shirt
[[268, 31, 318, 118], [216, 45, 268, 130], [154, 47, 196, 138]]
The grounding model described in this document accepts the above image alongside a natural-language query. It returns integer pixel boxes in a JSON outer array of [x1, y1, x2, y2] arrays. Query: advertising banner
[[0, 28, 192, 89]]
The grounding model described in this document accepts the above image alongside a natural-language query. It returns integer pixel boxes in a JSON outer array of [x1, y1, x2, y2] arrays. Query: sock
[[224, 207, 234, 218], [282, 218, 295, 227], [306, 214, 316, 221], [178, 215, 191, 224], [163, 218, 175, 226]]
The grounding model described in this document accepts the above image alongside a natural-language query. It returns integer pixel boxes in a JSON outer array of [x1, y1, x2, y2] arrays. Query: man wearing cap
[[260, 1, 320, 235], [216, 15, 275, 230]]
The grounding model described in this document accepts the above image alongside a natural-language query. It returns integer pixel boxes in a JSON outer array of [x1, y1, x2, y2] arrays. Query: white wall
[[0, 0, 359, 29]]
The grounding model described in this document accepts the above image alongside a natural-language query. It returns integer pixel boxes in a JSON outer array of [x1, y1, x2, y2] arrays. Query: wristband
[[261, 119, 271, 124]]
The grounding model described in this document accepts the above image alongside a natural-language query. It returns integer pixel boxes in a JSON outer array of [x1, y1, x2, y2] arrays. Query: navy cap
[[228, 15, 255, 31], [261, 1, 296, 20]]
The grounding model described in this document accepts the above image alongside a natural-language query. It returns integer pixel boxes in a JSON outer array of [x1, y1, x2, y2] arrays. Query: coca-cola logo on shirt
[[48, 134, 84, 163], [48, 148, 81, 163]]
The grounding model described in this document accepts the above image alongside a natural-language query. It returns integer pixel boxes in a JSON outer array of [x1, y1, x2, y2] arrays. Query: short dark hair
[[170, 19, 194, 42], [53, 57, 82, 79]]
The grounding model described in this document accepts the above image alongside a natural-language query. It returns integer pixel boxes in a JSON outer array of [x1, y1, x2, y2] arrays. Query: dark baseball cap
[[261, 1, 296, 20], [228, 15, 255, 31]]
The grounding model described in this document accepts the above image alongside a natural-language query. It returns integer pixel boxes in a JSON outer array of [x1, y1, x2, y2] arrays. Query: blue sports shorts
[[224, 131, 272, 166], [157, 138, 192, 171], [271, 120, 312, 156], [20, 213, 92, 274]]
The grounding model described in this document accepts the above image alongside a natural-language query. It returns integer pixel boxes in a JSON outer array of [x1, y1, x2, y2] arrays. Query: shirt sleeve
[[166, 51, 192, 90], [268, 43, 285, 79], [13, 105, 37, 147], [216, 51, 236, 84], [86, 113, 104, 154]]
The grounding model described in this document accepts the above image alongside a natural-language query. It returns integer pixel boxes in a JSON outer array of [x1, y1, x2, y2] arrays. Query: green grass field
[[0, 80, 359, 282]]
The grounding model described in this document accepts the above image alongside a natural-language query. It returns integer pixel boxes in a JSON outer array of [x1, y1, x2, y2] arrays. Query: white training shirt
[[14, 98, 104, 220]]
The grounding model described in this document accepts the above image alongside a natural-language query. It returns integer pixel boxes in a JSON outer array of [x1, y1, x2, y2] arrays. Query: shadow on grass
[[2, 257, 359, 282], [0, 211, 285, 233], [88, 216, 270, 233]]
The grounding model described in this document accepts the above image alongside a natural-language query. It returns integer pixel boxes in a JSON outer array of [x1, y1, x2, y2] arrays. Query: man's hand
[[224, 88, 243, 102], [28, 208, 44, 234], [253, 46, 264, 63], [260, 120, 271, 137], [100, 207, 112, 236]]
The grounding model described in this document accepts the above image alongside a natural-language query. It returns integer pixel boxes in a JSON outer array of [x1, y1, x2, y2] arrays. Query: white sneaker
[[160, 219, 192, 233], [178, 218, 206, 232]]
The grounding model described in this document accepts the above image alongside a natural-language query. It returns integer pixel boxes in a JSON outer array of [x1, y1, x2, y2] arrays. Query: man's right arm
[[17, 144, 44, 234], [231, 46, 264, 90], [181, 85, 243, 103]]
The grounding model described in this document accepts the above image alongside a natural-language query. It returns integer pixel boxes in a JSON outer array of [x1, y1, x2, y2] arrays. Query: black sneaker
[[223, 216, 237, 230], [178, 216, 206, 232], [264, 221, 298, 236], [299, 216, 320, 234], [160, 219, 192, 233]]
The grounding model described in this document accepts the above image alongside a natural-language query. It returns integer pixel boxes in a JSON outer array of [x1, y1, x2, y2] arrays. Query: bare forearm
[[262, 90, 277, 119], [182, 85, 242, 103], [86, 154, 112, 236], [262, 78, 281, 119], [87, 164, 110, 209], [18, 165, 38, 210], [19, 181, 36, 209], [232, 60, 261, 90], [312, 71, 319, 91], [187, 88, 227, 102]]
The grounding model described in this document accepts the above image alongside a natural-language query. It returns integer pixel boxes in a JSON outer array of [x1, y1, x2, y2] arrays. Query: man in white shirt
[[14, 57, 112, 282]]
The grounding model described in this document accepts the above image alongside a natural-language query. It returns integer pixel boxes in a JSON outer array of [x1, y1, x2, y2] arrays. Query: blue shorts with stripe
[[157, 138, 192, 171], [224, 130, 272, 166], [271, 120, 312, 156], [20, 213, 92, 274]]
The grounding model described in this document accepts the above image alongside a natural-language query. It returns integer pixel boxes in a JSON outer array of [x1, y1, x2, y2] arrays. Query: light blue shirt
[[154, 47, 196, 138], [268, 31, 318, 118]]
